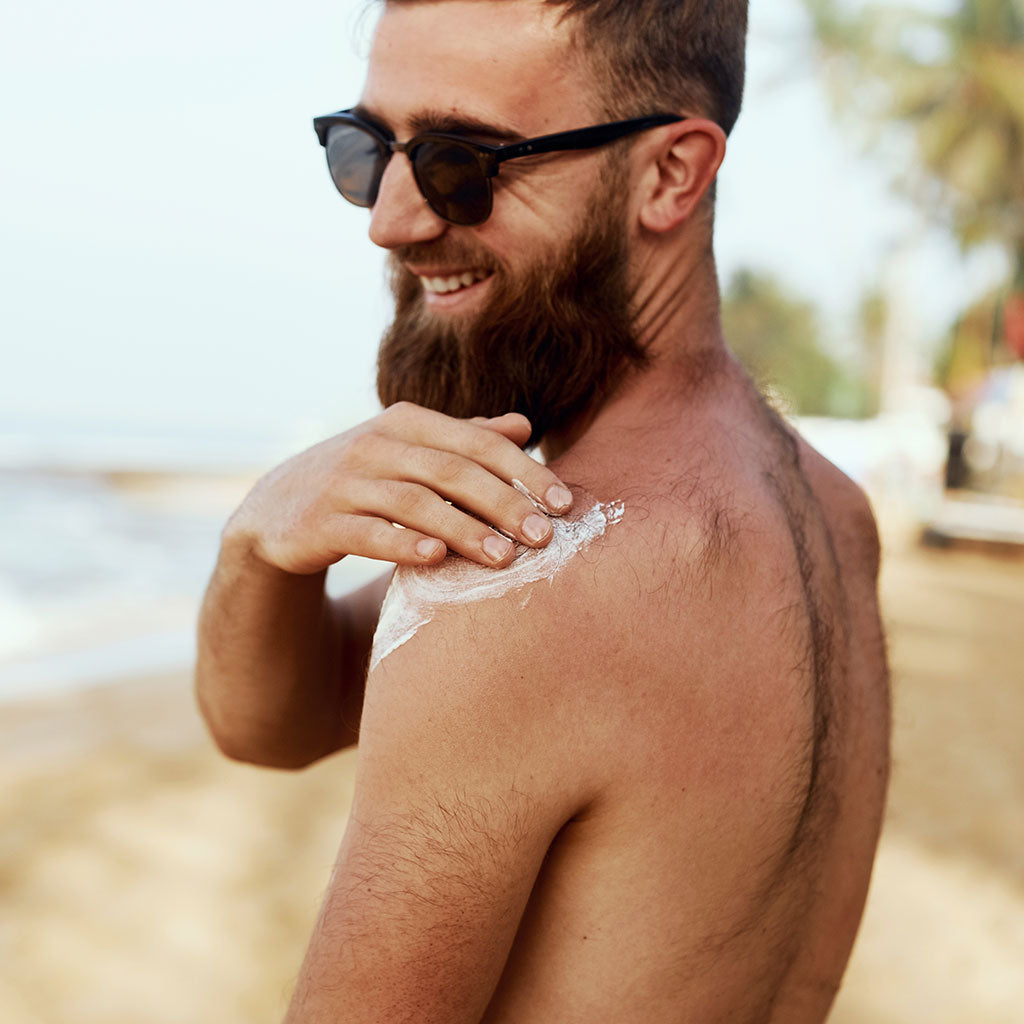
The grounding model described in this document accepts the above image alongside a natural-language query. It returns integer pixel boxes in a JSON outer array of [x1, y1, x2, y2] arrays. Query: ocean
[[0, 419, 386, 702]]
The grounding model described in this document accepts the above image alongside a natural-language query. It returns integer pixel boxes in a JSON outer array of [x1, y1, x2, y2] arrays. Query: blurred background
[[1, 0, 1021, 1021]]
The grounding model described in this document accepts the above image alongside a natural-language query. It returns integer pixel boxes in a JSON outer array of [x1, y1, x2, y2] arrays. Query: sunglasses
[[312, 109, 684, 226]]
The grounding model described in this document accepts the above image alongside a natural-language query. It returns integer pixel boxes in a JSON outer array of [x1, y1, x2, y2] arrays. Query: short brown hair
[[381, 0, 748, 135], [546, 0, 748, 135]]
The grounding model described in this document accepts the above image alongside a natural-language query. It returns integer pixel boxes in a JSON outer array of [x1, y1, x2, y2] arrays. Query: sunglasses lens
[[412, 141, 491, 226], [324, 124, 388, 207]]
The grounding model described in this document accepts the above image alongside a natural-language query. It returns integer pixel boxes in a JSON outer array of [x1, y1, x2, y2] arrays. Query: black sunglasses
[[312, 109, 684, 226]]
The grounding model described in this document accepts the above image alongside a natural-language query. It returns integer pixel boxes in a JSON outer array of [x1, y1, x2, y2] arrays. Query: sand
[[1, 524, 1022, 1023]]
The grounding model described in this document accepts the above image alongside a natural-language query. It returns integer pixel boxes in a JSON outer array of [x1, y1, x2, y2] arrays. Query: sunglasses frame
[[313, 109, 685, 226]]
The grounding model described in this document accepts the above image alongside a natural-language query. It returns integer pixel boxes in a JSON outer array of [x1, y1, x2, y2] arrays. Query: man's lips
[[412, 268, 493, 296]]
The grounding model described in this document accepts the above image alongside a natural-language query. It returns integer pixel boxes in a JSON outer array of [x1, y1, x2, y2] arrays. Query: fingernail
[[545, 484, 573, 512], [483, 534, 513, 562], [416, 538, 444, 559], [522, 513, 551, 544]]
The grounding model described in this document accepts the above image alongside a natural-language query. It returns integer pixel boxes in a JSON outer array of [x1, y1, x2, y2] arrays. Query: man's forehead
[[360, 0, 596, 136]]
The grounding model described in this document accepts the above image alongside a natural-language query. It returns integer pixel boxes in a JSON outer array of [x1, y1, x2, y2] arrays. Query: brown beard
[[375, 185, 647, 447]]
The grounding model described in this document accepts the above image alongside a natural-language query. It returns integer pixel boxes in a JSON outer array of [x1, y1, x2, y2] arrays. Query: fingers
[[357, 434, 556, 552], [383, 403, 573, 516], [472, 412, 532, 448], [318, 514, 452, 568], [344, 478, 522, 567], [235, 403, 574, 578]]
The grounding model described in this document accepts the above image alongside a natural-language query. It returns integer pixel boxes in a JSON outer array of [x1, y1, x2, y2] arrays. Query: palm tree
[[802, 0, 1024, 358]]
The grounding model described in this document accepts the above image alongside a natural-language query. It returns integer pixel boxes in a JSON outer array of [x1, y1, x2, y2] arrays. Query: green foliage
[[722, 268, 876, 417], [848, 288, 885, 418], [802, 0, 1024, 285], [933, 288, 1008, 395]]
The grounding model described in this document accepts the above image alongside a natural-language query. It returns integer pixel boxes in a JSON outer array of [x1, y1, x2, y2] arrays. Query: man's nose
[[368, 152, 447, 249]]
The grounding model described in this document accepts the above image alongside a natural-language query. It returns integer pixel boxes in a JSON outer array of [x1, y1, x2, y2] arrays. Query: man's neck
[[632, 218, 725, 357], [540, 246, 728, 463]]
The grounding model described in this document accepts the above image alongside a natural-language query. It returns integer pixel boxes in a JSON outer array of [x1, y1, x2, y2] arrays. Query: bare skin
[[197, 2, 890, 1020], [197, 407, 570, 767], [475, 363, 890, 1023], [280, 361, 889, 1024]]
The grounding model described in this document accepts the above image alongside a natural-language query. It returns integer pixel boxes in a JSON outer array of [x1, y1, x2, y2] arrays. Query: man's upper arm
[[325, 571, 392, 749], [287, 573, 602, 1023]]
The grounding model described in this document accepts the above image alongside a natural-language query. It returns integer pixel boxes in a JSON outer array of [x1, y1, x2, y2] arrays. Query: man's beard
[[375, 184, 647, 448]]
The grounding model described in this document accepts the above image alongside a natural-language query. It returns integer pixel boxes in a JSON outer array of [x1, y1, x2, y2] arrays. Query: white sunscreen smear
[[369, 488, 625, 672]]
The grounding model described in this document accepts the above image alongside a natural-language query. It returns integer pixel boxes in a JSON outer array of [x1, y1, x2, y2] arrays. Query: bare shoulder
[[366, 480, 725, 698], [369, 487, 626, 673], [365, 473, 803, 781], [364, 486, 638, 738], [791, 430, 883, 582]]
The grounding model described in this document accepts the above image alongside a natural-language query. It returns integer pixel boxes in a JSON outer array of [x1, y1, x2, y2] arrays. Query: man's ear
[[636, 119, 727, 234]]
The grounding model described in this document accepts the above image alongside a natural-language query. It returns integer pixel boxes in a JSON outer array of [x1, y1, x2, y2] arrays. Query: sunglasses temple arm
[[493, 115, 683, 164]]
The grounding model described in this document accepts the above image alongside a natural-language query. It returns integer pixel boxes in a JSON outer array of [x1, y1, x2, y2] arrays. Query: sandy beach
[[1, 521, 1022, 1023]]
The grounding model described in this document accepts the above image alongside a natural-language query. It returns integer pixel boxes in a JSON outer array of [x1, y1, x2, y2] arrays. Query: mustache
[[388, 240, 502, 274]]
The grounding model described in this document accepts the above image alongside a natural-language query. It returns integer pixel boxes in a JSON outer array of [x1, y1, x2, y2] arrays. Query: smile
[[418, 269, 492, 295]]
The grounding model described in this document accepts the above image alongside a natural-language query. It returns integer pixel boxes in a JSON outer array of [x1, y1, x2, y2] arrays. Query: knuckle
[[383, 400, 418, 425], [385, 480, 430, 520], [361, 517, 401, 553], [345, 429, 385, 470], [463, 512, 507, 545], [453, 525, 496, 556], [430, 450, 466, 484], [470, 427, 506, 460], [538, 471, 564, 496], [375, 517, 407, 544], [505, 494, 538, 525]]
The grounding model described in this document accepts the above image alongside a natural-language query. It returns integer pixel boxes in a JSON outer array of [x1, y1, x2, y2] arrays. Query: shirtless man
[[195, 1, 890, 1020]]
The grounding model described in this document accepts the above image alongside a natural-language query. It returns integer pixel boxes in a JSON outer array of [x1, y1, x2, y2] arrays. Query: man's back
[[317, 364, 889, 1023], [483, 382, 888, 1021]]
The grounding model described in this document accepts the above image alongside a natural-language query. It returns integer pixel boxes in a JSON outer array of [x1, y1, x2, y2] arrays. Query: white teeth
[[420, 270, 489, 295]]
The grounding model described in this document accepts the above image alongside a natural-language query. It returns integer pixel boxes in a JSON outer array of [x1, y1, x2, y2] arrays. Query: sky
[[0, 0, 1008, 463]]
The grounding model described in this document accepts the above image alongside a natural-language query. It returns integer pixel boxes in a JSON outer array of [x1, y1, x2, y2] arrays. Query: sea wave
[[0, 465, 383, 701]]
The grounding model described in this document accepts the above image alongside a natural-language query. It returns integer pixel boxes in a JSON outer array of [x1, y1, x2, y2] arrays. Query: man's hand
[[225, 403, 574, 575], [195, 404, 572, 768]]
